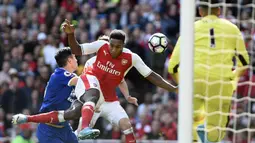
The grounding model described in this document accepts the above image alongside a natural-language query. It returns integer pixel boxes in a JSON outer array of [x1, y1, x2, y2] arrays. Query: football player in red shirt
[[13, 20, 177, 143], [62, 19, 177, 142]]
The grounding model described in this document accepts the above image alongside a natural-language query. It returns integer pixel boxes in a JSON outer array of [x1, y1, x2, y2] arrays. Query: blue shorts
[[36, 123, 78, 143]]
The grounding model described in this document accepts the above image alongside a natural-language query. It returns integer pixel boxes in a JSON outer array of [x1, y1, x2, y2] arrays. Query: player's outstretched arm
[[132, 53, 178, 92], [168, 38, 180, 84], [145, 72, 178, 92], [234, 28, 250, 78], [62, 20, 107, 56], [61, 19, 82, 55], [67, 33, 82, 56]]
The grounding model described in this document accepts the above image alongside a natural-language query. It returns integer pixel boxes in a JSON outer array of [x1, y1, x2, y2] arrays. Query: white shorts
[[90, 101, 129, 127], [75, 74, 105, 109]]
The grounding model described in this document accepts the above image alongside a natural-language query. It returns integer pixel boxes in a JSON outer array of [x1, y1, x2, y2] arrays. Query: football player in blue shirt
[[16, 47, 81, 143]]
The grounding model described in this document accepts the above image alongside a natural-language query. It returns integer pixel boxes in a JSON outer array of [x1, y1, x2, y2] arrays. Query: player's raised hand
[[126, 96, 138, 106], [61, 19, 75, 34]]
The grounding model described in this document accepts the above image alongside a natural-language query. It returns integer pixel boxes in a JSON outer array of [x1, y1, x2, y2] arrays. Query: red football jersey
[[81, 40, 152, 101]]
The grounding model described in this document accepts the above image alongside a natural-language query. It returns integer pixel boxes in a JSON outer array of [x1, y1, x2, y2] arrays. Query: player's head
[[109, 29, 126, 58], [198, 0, 221, 17], [55, 47, 78, 71]]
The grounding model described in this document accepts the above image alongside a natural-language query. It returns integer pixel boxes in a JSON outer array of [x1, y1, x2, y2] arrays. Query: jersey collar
[[203, 15, 218, 20], [55, 67, 66, 72]]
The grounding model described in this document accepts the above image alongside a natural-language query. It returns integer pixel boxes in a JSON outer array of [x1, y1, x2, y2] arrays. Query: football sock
[[123, 128, 136, 143], [27, 111, 65, 123], [81, 102, 95, 129]]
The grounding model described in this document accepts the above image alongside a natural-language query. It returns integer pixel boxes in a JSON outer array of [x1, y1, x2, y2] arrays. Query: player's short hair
[[55, 47, 72, 67], [198, 0, 221, 16], [199, 0, 221, 8], [109, 29, 126, 43]]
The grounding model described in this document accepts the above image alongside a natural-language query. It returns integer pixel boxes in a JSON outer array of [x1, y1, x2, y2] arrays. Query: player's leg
[[193, 96, 205, 143], [37, 134, 64, 143], [75, 74, 102, 139], [203, 80, 233, 142], [75, 104, 102, 136], [193, 77, 206, 143], [36, 124, 65, 143], [64, 127, 79, 143], [77, 89, 101, 140], [79, 88, 100, 128], [66, 132, 79, 143], [119, 118, 136, 143], [75, 112, 101, 134], [63, 100, 82, 120], [12, 111, 64, 124], [102, 101, 136, 143], [74, 117, 83, 136], [205, 81, 233, 142], [12, 100, 83, 124]]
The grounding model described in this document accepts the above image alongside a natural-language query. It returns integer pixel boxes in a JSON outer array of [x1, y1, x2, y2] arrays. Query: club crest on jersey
[[93, 83, 97, 87], [121, 59, 128, 65]]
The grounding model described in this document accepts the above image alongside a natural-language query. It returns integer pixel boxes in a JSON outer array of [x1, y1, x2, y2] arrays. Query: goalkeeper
[[168, 0, 249, 142]]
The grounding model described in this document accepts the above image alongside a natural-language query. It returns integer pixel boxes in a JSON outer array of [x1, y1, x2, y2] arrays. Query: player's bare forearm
[[118, 80, 130, 99], [146, 72, 178, 92], [67, 33, 82, 56], [119, 80, 138, 106]]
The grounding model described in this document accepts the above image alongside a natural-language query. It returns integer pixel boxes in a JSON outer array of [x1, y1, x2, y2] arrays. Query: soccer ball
[[148, 33, 168, 53]]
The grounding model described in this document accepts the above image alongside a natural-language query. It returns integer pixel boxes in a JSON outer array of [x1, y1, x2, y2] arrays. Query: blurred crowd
[[0, 0, 254, 142]]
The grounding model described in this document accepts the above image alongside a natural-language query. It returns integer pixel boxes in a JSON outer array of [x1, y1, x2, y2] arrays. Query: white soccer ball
[[148, 33, 168, 53]]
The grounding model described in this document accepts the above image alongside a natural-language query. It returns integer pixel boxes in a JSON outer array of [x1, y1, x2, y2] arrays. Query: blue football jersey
[[40, 68, 77, 114]]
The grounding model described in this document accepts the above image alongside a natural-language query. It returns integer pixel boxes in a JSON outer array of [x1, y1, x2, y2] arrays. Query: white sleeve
[[80, 40, 108, 55], [132, 53, 152, 77], [84, 56, 96, 68]]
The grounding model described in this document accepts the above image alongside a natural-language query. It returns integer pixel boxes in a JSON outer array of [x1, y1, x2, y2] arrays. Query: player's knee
[[90, 92, 100, 103], [80, 89, 100, 103], [207, 126, 225, 142], [73, 107, 81, 119], [119, 118, 132, 131], [64, 109, 80, 120]]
